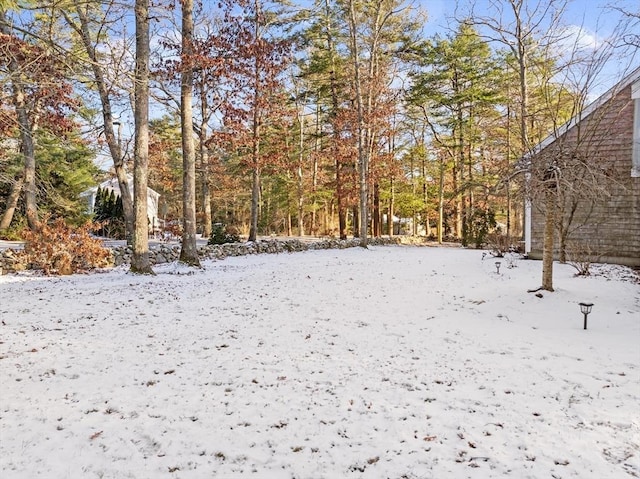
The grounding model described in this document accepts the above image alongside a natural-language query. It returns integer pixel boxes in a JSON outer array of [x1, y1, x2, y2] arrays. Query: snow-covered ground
[[1, 245, 638, 479]]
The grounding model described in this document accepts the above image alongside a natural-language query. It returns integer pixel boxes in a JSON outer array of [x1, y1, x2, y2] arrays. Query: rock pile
[[0, 248, 25, 274]]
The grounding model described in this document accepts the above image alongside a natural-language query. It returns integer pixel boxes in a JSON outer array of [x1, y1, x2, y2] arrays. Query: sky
[[420, 0, 639, 94], [422, 0, 637, 35], [0, 245, 638, 477]]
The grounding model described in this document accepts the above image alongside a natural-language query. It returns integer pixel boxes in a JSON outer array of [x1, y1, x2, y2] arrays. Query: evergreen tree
[[408, 22, 502, 244], [92, 186, 126, 238], [93, 187, 105, 222]]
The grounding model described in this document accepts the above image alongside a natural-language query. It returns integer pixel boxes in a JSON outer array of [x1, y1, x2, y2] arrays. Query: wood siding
[[529, 84, 640, 267]]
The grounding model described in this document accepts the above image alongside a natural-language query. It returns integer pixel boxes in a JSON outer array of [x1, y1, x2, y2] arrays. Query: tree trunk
[[438, 154, 445, 244], [297, 189, 304, 236], [322, 0, 346, 240], [506, 179, 511, 240], [0, 174, 23, 231], [467, 140, 475, 245], [248, 0, 261, 243], [337, 161, 347, 239], [456, 105, 465, 243], [311, 104, 320, 235], [178, 0, 201, 267], [297, 107, 305, 236], [541, 188, 555, 291], [66, 3, 135, 244], [129, 0, 153, 274], [0, 10, 39, 230], [347, 0, 368, 248], [352, 207, 359, 238], [421, 152, 430, 237], [249, 166, 260, 241], [388, 177, 394, 236], [373, 182, 380, 236], [452, 162, 461, 239], [199, 83, 212, 239], [202, 173, 212, 239], [15, 86, 39, 230]]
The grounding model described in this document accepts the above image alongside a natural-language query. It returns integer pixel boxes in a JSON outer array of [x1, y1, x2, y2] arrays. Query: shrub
[[485, 233, 512, 257], [566, 241, 603, 277], [208, 223, 240, 245], [463, 208, 497, 248], [162, 221, 182, 240], [21, 217, 113, 275], [0, 223, 25, 241]]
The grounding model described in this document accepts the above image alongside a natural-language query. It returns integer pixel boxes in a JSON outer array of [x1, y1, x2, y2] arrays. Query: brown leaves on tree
[[0, 33, 79, 136]]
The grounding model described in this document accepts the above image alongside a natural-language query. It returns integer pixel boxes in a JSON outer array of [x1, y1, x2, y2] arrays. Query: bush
[[463, 208, 497, 248], [161, 221, 182, 241], [566, 241, 603, 277], [0, 222, 25, 241], [21, 217, 113, 275], [485, 233, 511, 257], [208, 223, 240, 245]]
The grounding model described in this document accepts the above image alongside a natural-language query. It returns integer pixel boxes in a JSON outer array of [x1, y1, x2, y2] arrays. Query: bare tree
[[527, 74, 631, 291], [346, 0, 368, 246], [611, 3, 640, 50], [318, 0, 349, 239], [465, 0, 570, 153], [291, 72, 309, 237], [524, 9, 635, 291], [60, 1, 135, 244], [465, 0, 571, 250], [343, 0, 413, 247]]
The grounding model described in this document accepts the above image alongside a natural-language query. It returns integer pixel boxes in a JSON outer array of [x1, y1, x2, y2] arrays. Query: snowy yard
[[0, 245, 638, 479]]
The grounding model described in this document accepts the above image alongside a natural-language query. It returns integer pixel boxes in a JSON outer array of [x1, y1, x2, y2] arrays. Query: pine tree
[[408, 22, 502, 244], [93, 187, 104, 222]]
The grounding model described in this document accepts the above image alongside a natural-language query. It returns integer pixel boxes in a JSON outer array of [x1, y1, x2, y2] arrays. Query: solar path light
[[579, 302, 593, 330]]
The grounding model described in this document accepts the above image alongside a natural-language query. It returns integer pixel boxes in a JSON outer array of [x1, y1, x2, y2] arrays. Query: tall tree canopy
[[0, 0, 635, 285]]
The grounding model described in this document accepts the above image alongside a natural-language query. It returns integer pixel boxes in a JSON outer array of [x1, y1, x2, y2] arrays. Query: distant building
[[80, 177, 161, 232], [524, 66, 640, 267]]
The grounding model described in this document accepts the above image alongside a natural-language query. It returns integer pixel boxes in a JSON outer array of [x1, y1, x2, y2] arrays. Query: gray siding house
[[525, 66, 640, 267]]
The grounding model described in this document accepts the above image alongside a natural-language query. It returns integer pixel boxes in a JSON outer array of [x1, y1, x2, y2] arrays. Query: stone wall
[[111, 237, 404, 266], [1, 236, 407, 274], [0, 248, 24, 274]]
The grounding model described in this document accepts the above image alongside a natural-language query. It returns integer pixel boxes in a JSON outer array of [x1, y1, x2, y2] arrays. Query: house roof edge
[[523, 64, 640, 161]]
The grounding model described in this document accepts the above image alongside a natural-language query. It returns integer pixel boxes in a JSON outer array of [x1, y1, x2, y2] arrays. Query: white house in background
[[81, 177, 161, 232]]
